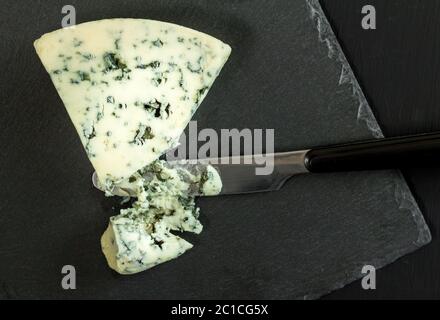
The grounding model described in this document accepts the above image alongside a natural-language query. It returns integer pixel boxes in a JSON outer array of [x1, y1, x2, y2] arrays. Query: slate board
[[0, 0, 431, 299]]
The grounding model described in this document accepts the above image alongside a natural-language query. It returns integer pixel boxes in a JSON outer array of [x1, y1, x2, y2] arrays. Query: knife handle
[[304, 132, 440, 173]]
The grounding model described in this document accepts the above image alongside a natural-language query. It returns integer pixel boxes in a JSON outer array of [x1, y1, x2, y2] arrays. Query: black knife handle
[[304, 132, 440, 173]]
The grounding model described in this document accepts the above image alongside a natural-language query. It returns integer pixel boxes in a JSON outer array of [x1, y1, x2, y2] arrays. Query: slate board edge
[[306, 0, 383, 139], [393, 170, 432, 246], [304, 0, 432, 299]]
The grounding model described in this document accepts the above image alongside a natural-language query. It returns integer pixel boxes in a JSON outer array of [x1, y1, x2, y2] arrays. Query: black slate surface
[[0, 0, 431, 299]]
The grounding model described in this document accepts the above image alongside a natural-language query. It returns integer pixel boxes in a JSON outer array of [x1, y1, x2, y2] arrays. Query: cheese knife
[[92, 132, 440, 196]]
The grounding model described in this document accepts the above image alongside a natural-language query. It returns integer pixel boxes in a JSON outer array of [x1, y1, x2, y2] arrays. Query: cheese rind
[[34, 19, 231, 183]]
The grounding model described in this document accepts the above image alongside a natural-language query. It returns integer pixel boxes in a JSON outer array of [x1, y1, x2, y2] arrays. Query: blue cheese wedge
[[101, 160, 222, 274], [34, 19, 231, 184]]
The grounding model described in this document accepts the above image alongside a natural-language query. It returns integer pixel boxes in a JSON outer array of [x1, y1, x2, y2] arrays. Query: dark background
[[321, 0, 440, 299], [0, 0, 439, 300]]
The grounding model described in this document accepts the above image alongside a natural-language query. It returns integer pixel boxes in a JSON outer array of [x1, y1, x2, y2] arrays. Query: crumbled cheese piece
[[101, 218, 192, 274], [101, 160, 222, 274]]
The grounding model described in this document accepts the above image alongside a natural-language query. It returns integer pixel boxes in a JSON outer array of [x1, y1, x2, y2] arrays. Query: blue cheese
[[200, 165, 222, 196], [109, 160, 223, 197], [101, 160, 222, 274], [34, 19, 231, 184], [101, 218, 193, 274]]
